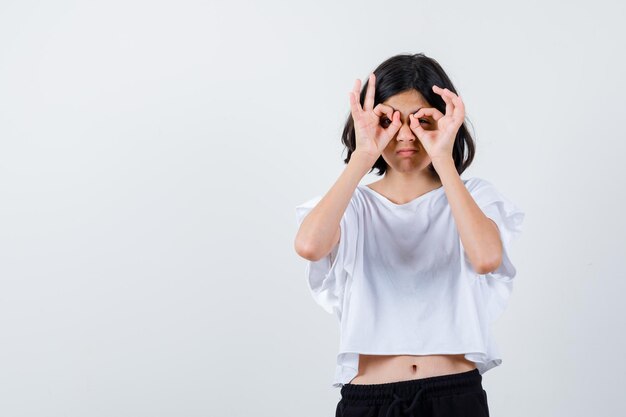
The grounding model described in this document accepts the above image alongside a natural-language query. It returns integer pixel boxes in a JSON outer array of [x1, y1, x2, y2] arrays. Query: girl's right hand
[[348, 73, 402, 162]]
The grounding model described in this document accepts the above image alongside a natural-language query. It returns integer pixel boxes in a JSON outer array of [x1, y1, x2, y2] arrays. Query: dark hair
[[341, 53, 476, 177]]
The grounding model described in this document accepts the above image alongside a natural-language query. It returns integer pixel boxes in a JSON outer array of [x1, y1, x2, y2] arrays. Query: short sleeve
[[294, 194, 359, 318], [463, 178, 525, 322]]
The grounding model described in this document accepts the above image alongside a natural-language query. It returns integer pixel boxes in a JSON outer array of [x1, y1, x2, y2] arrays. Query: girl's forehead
[[383, 90, 430, 110]]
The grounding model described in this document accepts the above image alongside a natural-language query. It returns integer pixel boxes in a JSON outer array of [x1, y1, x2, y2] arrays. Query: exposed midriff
[[348, 354, 477, 385]]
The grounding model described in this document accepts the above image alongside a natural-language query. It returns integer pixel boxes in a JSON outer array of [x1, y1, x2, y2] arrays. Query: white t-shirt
[[294, 177, 525, 388]]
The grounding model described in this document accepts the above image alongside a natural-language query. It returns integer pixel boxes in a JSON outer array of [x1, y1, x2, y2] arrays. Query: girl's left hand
[[409, 85, 465, 161]]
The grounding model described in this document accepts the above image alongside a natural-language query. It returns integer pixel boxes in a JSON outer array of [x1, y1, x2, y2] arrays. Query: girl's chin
[[392, 156, 432, 167], [391, 164, 430, 172]]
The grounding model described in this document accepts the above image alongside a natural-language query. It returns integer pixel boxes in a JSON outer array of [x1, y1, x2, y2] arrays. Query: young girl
[[294, 53, 524, 417]]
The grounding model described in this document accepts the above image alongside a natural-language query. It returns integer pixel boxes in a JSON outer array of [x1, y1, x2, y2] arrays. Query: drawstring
[[384, 386, 427, 417], [339, 384, 433, 417], [339, 369, 481, 417]]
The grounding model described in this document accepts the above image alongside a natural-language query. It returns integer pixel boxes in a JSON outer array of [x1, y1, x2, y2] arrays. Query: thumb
[[409, 114, 425, 139], [384, 110, 402, 141]]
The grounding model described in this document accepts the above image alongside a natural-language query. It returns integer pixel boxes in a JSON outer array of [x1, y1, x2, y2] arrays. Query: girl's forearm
[[433, 156, 502, 274], [295, 151, 373, 261]]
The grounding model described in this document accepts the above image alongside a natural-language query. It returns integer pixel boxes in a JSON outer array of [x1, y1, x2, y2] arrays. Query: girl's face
[[379, 89, 437, 174]]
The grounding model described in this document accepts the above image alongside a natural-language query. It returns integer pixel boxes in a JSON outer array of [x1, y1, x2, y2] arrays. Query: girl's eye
[[380, 118, 429, 127]]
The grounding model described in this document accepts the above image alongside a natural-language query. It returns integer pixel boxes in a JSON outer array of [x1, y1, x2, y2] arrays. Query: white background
[[1, 0, 625, 416]]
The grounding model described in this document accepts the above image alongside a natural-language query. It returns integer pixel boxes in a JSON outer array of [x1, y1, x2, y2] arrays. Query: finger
[[432, 85, 458, 118], [373, 104, 401, 135], [373, 103, 396, 120], [349, 79, 364, 117], [348, 91, 363, 121], [438, 88, 455, 118], [440, 88, 465, 124], [414, 107, 445, 122], [409, 117, 425, 139], [451, 95, 465, 121], [383, 111, 402, 141], [363, 73, 376, 111], [352, 78, 363, 109], [432, 85, 459, 99]]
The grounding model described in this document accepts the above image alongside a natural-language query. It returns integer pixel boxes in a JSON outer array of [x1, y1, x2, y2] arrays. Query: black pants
[[335, 368, 490, 417]]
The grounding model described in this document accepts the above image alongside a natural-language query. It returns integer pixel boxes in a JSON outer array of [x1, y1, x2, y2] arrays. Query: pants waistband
[[340, 368, 482, 406]]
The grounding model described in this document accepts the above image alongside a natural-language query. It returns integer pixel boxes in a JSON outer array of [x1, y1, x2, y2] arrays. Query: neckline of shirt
[[359, 183, 445, 208]]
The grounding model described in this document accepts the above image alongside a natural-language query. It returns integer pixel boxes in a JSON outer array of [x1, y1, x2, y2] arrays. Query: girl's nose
[[396, 119, 415, 141]]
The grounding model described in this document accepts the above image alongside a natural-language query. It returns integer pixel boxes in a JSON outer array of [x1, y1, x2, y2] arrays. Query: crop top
[[294, 177, 525, 388]]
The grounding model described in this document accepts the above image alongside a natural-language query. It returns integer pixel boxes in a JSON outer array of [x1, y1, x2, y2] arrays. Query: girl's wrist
[[347, 150, 377, 178], [350, 150, 378, 166], [430, 155, 454, 167]]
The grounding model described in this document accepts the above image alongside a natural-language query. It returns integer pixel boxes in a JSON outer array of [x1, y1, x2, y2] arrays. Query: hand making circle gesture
[[409, 85, 466, 161], [348, 73, 402, 162]]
